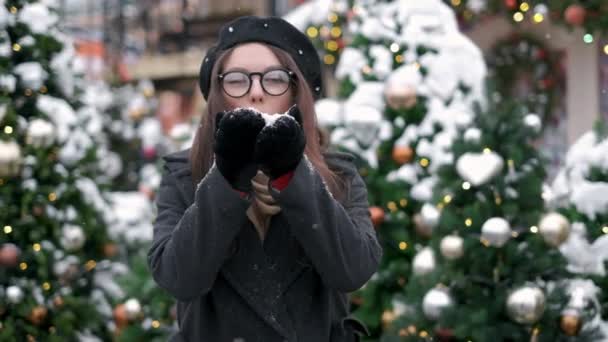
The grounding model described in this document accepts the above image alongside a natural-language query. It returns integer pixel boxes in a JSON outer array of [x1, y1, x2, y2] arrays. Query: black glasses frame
[[218, 68, 296, 98]]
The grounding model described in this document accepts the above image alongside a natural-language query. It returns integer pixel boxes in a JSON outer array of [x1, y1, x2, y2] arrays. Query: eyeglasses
[[218, 68, 296, 98]]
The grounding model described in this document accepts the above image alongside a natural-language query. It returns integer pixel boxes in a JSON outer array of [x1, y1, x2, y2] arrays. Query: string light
[[20, 262, 28, 270], [400, 199, 408, 207], [48, 193, 57, 202], [443, 195, 452, 204], [513, 12, 524, 22], [33, 243, 41, 252], [519, 2, 530, 12], [419, 330, 429, 338], [451, 0, 461, 6], [390, 43, 400, 53], [420, 158, 429, 167], [604, 45, 608, 55], [533, 13, 544, 23], [4, 126, 13, 134], [407, 325, 417, 334], [583, 34, 594, 44], [462, 182, 471, 190], [483, 147, 492, 154], [465, 218, 473, 227], [602, 226, 608, 234], [395, 55, 403, 63], [152, 320, 161, 328], [306, 27, 318, 38], [10, 6, 17, 13], [323, 55, 335, 65], [326, 41, 339, 51], [12, 44, 21, 52], [328, 13, 338, 23], [387, 201, 398, 212], [42, 282, 51, 291], [530, 226, 539, 233], [361, 65, 372, 74], [331, 27, 342, 38], [399, 241, 408, 250], [3, 225, 12, 234]]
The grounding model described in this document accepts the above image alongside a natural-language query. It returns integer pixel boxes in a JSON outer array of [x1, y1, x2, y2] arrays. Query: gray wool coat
[[147, 148, 383, 342]]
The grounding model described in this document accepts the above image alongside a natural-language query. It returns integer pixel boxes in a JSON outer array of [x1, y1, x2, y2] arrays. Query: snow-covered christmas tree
[[0, 0, 135, 339]]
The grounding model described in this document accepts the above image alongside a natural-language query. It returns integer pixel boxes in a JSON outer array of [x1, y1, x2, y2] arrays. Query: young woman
[[147, 15, 382, 342]]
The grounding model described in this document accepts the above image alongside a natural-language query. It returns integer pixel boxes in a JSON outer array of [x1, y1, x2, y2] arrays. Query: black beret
[[198, 16, 323, 101]]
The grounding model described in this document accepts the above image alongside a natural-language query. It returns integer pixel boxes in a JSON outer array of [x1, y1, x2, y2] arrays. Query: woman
[[148, 15, 382, 342]]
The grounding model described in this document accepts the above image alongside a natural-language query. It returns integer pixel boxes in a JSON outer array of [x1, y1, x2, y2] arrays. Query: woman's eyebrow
[[222, 65, 285, 73]]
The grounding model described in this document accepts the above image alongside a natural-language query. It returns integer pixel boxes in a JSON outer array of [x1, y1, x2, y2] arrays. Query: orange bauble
[[564, 4, 586, 26], [113, 304, 129, 328], [28, 306, 48, 325], [369, 207, 385, 228], [392, 146, 414, 165], [103, 243, 119, 258]]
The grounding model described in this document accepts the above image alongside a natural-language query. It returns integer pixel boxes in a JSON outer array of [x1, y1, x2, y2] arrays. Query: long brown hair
[[190, 44, 345, 199]]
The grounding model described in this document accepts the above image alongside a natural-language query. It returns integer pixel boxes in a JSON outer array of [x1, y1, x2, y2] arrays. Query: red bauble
[[564, 4, 586, 26], [435, 328, 455, 341], [142, 146, 157, 160], [0, 243, 20, 267], [504, 0, 517, 10], [369, 207, 385, 228]]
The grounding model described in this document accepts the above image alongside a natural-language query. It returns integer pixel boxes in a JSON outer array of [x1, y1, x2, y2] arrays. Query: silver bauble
[[0, 140, 22, 177], [26, 118, 55, 147], [422, 287, 453, 320], [506, 285, 546, 324], [413, 247, 436, 276], [124, 298, 142, 320], [413, 203, 439, 238], [60, 225, 86, 251], [440, 235, 464, 260], [481, 217, 511, 247], [524, 114, 542, 133], [7, 285, 24, 304], [538, 212, 570, 247]]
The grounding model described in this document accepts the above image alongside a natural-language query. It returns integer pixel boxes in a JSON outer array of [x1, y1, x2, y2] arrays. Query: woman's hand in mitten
[[213, 108, 266, 191], [254, 106, 306, 179]]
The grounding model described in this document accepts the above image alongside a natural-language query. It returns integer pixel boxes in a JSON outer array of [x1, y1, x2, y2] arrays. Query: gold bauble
[[538, 212, 570, 247], [560, 309, 582, 336], [28, 306, 48, 325], [392, 146, 414, 165], [381, 310, 396, 329]]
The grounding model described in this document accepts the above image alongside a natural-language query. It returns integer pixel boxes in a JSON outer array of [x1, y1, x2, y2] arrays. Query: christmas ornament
[[538, 212, 570, 247], [564, 4, 586, 26], [142, 146, 157, 160], [113, 304, 129, 328], [560, 307, 582, 336], [385, 84, 417, 110], [28, 306, 48, 325], [435, 327, 455, 341], [440, 235, 464, 260], [53, 256, 80, 284], [413, 247, 436, 276], [103, 243, 118, 258], [392, 145, 414, 165], [524, 114, 542, 134], [124, 298, 142, 320], [423, 287, 453, 320], [60, 224, 86, 251], [456, 151, 504, 186], [481, 217, 511, 247], [6, 285, 24, 304], [506, 285, 546, 324], [0, 140, 22, 177], [26, 118, 55, 147], [53, 296, 64, 308], [344, 105, 382, 149], [369, 206, 385, 228], [413, 203, 439, 238], [463, 127, 481, 143], [0, 243, 21, 267], [381, 310, 396, 328]]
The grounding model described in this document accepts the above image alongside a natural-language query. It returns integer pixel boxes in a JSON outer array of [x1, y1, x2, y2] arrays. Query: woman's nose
[[249, 75, 265, 102]]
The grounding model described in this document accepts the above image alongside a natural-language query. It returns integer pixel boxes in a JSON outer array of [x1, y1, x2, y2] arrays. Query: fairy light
[[395, 55, 404, 63], [465, 218, 473, 227], [604, 45, 608, 55], [4, 126, 13, 134], [330, 27, 342, 38], [85, 260, 97, 271], [520, 2, 530, 12], [306, 27, 319, 38], [530, 226, 539, 233], [451, 0, 461, 6], [443, 195, 452, 204], [152, 320, 161, 328], [328, 13, 338, 23], [324, 55, 335, 65], [390, 43, 400, 53], [420, 158, 429, 167], [583, 34, 594, 44], [4, 225, 12, 234], [12, 44, 21, 52], [462, 182, 471, 190], [387, 201, 398, 212], [602, 226, 608, 234], [20, 262, 28, 270], [399, 241, 408, 250], [533, 13, 544, 23], [483, 147, 492, 154], [326, 40, 339, 51], [33, 243, 41, 252], [513, 12, 524, 22], [400, 199, 408, 207], [42, 282, 51, 291], [48, 192, 57, 202]]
